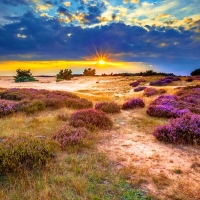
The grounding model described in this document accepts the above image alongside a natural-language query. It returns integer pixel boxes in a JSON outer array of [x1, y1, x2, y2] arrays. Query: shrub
[[149, 76, 180, 86], [56, 69, 73, 81], [138, 78, 146, 82], [0, 136, 57, 174], [130, 81, 140, 87], [134, 86, 147, 92], [83, 68, 96, 76], [122, 98, 145, 110], [191, 68, 200, 76], [14, 69, 36, 82], [153, 113, 200, 145], [0, 88, 93, 116], [158, 89, 166, 94], [65, 98, 93, 109], [95, 102, 121, 114], [70, 108, 113, 130], [147, 86, 200, 118], [144, 87, 158, 97], [186, 77, 193, 82], [0, 100, 19, 117], [52, 125, 90, 149], [23, 100, 46, 114]]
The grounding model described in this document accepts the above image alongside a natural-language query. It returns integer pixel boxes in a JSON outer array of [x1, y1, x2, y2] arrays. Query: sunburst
[[85, 45, 112, 65]]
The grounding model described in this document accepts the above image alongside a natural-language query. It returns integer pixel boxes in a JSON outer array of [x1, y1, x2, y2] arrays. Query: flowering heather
[[0, 88, 92, 115], [134, 86, 147, 92], [0, 136, 57, 174], [0, 99, 19, 117], [70, 108, 113, 130], [122, 98, 145, 110], [95, 102, 121, 113], [52, 125, 90, 150], [147, 86, 200, 118], [154, 113, 200, 145], [144, 87, 158, 97], [149, 76, 180, 86], [130, 81, 140, 87]]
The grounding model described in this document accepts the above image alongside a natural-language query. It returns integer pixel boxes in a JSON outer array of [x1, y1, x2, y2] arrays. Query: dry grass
[[0, 76, 200, 200]]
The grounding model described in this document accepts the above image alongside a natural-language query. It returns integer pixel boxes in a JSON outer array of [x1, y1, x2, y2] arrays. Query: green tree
[[191, 68, 200, 76], [14, 69, 36, 82], [56, 69, 73, 81], [83, 68, 96, 76]]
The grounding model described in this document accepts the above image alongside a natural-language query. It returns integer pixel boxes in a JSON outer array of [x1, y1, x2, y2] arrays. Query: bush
[[95, 102, 121, 113], [14, 69, 36, 82], [52, 125, 90, 150], [134, 86, 146, 92], [153, 113, 200, 145], [191, 68, 200, 76], [23, 100, 46, 114], [0, 136, 57, 174], [122, 98, 145, 110], [144, 87, 158, 97], [149, 76, 180, 86], [0, 100, 19, 117], [70, 108, 113, 130], [83, 68, 96, 76], [130, 81, 140, 87], [56, 69, 73, 81], [147, 86, 200, 118], [0, 88, 93, 116]]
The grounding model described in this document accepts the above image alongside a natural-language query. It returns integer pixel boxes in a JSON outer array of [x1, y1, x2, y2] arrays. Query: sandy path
[[98, 110, 200, 199], [0, 76, 102, 92]]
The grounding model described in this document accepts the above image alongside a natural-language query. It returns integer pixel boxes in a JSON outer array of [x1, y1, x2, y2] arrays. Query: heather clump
[[52, 125, 91, 150], [130, 81, 140, 87], [147, 95, 189, 118], [95, 102, 121, 114], [134, 86, 147, 92], [0, 88, 93, 116], [149, 76, 180, 86], [0, 100, 19, 117], [0, 136, 58, 174], [154, 113, 200, 145], [122, 98, 145, 110], [144, 87, 158, 97], [70, 108, 113, 130], [147, 86, 200, 118]]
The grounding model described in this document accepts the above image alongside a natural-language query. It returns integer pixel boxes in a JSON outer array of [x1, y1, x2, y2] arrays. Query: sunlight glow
[[99, 59, 105, 65]]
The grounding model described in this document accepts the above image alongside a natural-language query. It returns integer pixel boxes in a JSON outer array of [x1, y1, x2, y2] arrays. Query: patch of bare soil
[[98, 110, 200, 200]]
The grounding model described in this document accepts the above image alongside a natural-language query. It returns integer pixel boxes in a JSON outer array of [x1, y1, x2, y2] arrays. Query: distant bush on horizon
[[56, 69, 73, 81], [191, 68, 200, 76], [14, 69, 36, 82], [83, 68, 96, 76]]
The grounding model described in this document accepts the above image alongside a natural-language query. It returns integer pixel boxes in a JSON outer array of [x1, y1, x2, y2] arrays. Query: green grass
[[0, 109, 152, 200]]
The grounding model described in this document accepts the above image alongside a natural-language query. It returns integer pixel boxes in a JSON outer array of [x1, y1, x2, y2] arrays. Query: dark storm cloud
[[1, 0, 29, 6], [0, 12, 199, 73]]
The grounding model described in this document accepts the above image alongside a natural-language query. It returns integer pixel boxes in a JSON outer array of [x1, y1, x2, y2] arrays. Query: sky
[[0, 0, 199, 75]]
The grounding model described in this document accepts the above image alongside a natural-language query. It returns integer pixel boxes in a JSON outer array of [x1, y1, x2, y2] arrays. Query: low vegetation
[[70, 108, 113, 130], [52, 125, 91, 150], [0, 88, 93, 116], [0, 136, 58, 174], [122, 98, 145, 110], [154, 113, 200, 145], [95, 102, 121, 113]]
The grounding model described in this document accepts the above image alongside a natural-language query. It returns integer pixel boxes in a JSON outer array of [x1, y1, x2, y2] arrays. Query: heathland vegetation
[[0, 68, 200, 200]]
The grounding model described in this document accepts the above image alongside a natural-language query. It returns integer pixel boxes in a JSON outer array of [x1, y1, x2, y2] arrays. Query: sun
[[99, 59, 105, 65]]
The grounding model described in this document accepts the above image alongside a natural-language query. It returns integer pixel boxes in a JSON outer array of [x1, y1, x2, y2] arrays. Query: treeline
[[102, 70, 175, 77]]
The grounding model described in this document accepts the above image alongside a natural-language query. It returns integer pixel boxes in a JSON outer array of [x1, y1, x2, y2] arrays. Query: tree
[[191, 68, 200, 76], [56, 69, 73, 81], [83, 68, 96, 76], [14, 69, 36, 82]]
